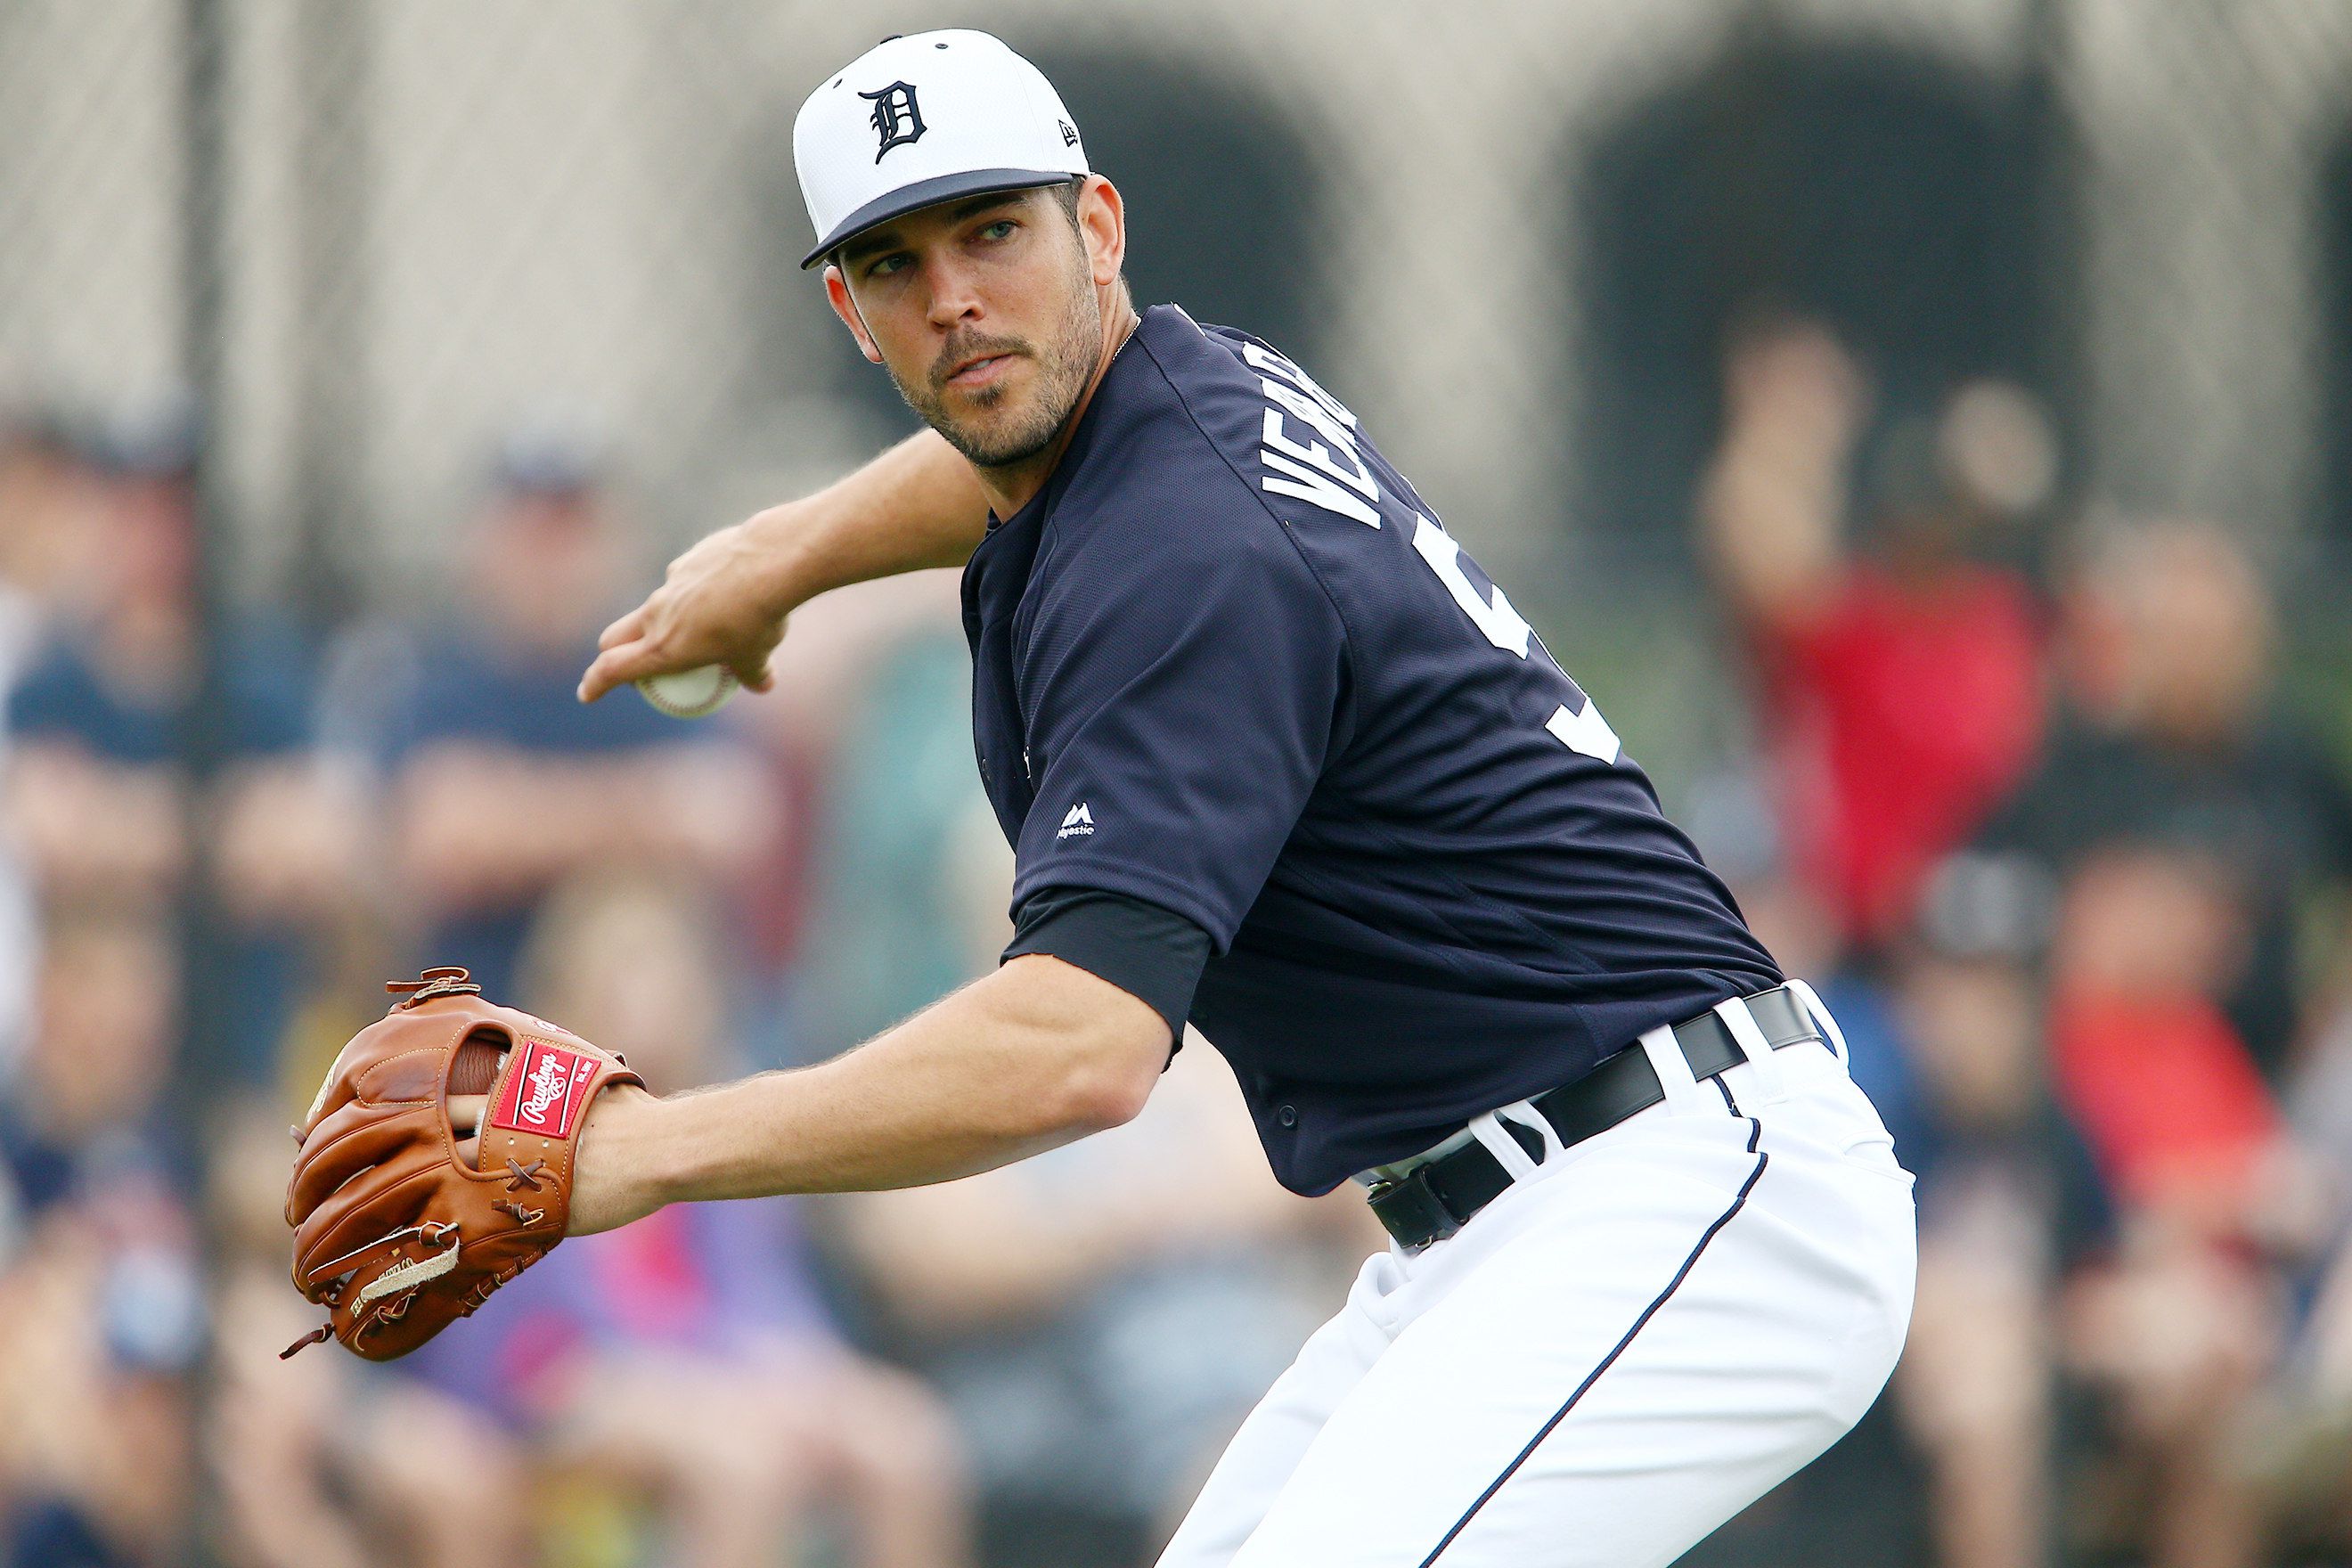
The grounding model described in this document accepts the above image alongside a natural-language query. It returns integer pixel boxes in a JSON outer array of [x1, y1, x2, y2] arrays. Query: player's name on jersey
[[1247, 342, 1382, 528]]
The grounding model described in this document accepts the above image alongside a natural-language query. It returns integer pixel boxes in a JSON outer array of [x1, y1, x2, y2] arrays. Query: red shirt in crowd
[[2049, 987, 2283, 1212], [1754, 562, 2044, 944]]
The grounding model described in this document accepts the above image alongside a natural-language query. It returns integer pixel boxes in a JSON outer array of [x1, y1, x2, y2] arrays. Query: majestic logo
[[1058, 802, 1095, 839], [489, 1041, 599, 1139], [860, 81, 927, 162]]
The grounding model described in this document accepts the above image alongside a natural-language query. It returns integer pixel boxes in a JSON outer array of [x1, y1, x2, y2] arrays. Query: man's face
[[34, 920, 176, 1134], [829, 185, 1106, 470], [470, 489, 625, 654]]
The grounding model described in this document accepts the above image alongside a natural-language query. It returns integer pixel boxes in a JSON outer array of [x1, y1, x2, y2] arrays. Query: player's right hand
[[578, 517, 793, 702]]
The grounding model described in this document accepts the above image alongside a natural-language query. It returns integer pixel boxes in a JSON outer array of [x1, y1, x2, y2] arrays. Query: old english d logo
[[860, 80, 926, 162]]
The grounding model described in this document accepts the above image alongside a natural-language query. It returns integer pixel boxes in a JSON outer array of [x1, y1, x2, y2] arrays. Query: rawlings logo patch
[[489, 1040, 599, 1139]]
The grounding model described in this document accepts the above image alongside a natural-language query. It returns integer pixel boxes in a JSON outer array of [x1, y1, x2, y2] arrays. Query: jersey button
[[1276, 1105, 1298, 1129]]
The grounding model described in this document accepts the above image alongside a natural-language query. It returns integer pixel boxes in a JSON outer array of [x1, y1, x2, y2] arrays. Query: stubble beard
[[889, 260, 1105, 472]]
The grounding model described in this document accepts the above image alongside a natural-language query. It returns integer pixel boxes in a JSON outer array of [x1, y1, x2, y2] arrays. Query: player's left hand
[[554, 1080, 666, 1237], [282, 968, 643, 1360], [449, 1078, 659, 1237]]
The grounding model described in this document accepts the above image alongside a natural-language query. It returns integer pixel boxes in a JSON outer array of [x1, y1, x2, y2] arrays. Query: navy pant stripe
[[1417, 1119, 1769, 1566]]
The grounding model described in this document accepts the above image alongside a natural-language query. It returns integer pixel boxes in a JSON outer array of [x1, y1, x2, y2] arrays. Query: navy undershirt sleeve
[[1002, 887, 1211, 1045]]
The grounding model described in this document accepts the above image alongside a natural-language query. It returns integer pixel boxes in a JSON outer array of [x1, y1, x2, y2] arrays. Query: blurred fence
[[12, 8, 2352, 1566], [6, 0, 2352, 597]]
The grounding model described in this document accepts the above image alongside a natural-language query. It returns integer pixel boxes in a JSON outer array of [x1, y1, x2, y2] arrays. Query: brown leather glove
[[282, 967, 641, 1360]]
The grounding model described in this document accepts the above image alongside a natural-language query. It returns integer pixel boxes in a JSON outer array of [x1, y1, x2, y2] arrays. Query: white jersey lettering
[[1250, 343, 1382, 527], [1546, 698, 1622, 764], [1411, 515, 1531, 657]]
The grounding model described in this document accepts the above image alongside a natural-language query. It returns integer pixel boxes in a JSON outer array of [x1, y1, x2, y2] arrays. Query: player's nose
[[921, 256, 986, 331]]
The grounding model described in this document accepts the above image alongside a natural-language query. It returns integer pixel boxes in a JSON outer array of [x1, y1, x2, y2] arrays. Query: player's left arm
[[547, 952, 1170, 1233]]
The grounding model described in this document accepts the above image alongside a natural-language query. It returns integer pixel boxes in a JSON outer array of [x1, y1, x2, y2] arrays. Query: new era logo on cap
[[794, 30, 1089, 268]]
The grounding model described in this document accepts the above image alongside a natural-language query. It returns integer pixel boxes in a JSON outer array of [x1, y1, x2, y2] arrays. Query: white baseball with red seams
[[635, 663, 737, 720], [1155, 1000, 1916, 1568]]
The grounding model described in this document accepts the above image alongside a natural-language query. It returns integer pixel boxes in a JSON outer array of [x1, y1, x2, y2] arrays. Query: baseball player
[[573, 29, 1917, 1567]]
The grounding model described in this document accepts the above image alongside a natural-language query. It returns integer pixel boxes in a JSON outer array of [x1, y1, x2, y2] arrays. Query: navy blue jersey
[[963, 305, 1781, 1194]]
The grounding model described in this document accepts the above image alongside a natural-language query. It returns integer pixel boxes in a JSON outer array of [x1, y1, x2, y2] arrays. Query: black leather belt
[[1365, 986, 1824, 1253]]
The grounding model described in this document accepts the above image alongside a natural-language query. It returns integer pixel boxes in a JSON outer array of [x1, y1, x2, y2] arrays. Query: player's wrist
[[567, 1082, 674, 1237]]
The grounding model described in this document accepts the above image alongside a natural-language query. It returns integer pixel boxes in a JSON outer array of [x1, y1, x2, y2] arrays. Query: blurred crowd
[[0, 308, 2349, 1567], [1690, 319, 2352, 1568], [0, 401, 1369, 1568]]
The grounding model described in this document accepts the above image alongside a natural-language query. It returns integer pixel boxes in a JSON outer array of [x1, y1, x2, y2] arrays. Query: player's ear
[[824, 265, 886, 364], [1074, 176, 1125, 290]]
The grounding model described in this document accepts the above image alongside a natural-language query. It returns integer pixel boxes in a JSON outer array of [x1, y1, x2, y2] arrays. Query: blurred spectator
[[2035, 836, 2333, 1568], [0, 408, 100, 1077], [208, 1095, 530, 1568], [1977, 520, 2352, 1082], [381, 426, 778, 1001], [1701, 320, 2050, 951], [2044, 846, 2294, 1225], [0, 902, 202, 1567], [0, 903, 192, 1219], [2026, 839, 2322, 1568], [208, 1105, 375, 1568], [2060, 1222, 2282, 1568], [396, 867, 969, 1568], [844, 1033, 1370, 1568], [797, 619, 1005, 1059], [0, 406, 100, 665], [1937, 520, 2352, 1567], [1879, 864, 2093, 1568], [733, 568, 965, 1062], [3, 397, 356, 1082]]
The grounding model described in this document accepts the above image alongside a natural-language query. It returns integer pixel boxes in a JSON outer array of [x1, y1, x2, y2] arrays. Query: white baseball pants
[[1157, 998, 1917, 1568]]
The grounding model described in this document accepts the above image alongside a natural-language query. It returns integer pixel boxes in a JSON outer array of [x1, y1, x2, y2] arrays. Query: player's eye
[[866, 251, 912, 279], [976, 219, 1017, 241]]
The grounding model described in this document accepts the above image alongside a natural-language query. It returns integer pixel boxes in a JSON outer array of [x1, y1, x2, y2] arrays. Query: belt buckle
[[1366, 1164, 1460, 1254]]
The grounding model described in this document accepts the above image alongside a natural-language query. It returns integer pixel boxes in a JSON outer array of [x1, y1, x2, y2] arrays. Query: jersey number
[[1409, 515, 1621, 764]]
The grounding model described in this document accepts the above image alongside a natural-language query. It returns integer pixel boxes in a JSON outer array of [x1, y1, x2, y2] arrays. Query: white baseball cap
[[795, 30, 1089, 270]]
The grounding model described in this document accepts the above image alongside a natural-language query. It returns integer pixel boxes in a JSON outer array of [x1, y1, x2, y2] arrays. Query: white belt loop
[[1635, 1023, 1719, 1118], [1715, 994, 1789, 1105], [1785, 977, 1849, 1065], [1468, 1108, 1545, 1184], [1495, 1098, 1568, 1165]]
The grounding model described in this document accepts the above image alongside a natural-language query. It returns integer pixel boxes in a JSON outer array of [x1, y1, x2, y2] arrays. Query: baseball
[[636, 664, 738, 720]]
